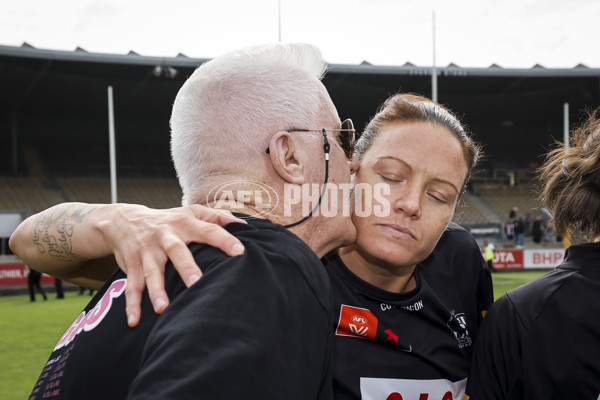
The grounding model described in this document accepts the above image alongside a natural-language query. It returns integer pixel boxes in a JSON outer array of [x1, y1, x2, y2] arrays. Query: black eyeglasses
[[266, 119, 356, 158], [288, 119, 356, 159]]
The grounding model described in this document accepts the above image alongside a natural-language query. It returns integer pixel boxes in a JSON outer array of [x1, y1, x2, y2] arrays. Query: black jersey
[[29, 218, 334, 400], [324, 222, 493, 400], [467, 243, 600, 400]]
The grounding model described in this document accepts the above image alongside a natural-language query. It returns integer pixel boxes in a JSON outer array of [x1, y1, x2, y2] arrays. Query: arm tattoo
[[32, 206, 105, 261]]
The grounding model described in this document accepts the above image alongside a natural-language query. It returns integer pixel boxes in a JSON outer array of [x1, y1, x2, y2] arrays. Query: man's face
[[302, 83, 358, 248]]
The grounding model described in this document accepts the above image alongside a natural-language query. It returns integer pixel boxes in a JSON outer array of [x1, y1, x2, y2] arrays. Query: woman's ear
[[267, 131, 305, 185]]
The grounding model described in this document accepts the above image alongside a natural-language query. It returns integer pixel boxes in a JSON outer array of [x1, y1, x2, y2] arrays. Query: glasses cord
[[283, 129, 330, 228]]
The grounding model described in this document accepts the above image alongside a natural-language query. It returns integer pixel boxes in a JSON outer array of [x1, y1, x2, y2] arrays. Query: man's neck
[[268, 213, 338, 259], [205, 203, 335, 259]]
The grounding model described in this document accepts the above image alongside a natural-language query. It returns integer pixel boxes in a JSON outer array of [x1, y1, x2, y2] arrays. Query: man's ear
[[267, 131, 305, 185]]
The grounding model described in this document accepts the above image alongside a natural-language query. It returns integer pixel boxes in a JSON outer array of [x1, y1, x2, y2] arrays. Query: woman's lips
[[379, 224, 416, 240]]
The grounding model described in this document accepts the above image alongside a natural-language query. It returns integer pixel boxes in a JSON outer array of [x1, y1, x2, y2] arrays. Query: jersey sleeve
[[126, 243, 333, 400], [466, 294, 524, 399]]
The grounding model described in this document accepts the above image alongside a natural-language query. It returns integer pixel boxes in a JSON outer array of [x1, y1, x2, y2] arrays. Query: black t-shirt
[[324, 222, 493, 400], [467, 243, 600, 400], [29, 217, 334, 400]]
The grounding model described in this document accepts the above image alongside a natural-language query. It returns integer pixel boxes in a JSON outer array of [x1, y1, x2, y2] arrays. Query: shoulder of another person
[[438, 223, 482, 257], [185, 220, 311, 263], [441, 222, 472, 244], [445, 221, 467, 234], [503, 268, 573, 326], [187, 225, 328, 286], [161, 239, 332, 323], [484, 292, 518, 327]]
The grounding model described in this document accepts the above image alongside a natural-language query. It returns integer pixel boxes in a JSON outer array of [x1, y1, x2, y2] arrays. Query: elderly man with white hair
[[18, 43, 358, 400]]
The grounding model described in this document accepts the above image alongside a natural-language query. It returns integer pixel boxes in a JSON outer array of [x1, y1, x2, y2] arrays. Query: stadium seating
[[0, 177, 65, 214], [55, 177, 183, 209], [452, 192, 502, 226], [0, 176, 182, 214], [474, 182, 543, 220]]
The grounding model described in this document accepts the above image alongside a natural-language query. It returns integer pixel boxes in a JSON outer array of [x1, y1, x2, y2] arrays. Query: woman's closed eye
[[380, 173, 406, 184], [427, 192, 448, 204]]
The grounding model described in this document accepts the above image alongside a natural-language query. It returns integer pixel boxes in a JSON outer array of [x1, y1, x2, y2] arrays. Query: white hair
[[170, 43, 329, 206]]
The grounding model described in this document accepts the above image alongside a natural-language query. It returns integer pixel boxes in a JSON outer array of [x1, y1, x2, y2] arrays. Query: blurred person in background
[[509, 207, 525, 248], [532, 214, 544, 244], [504, 217, 515, 246], [514, 216, 525, 248], [523, 213, 532, 237], [78, 285, 93, 296], [54, 277, 64, 299], [12, 93, 493, 399], [483, 240, 496, 272], [27, 266, 47, 302], [467, 109, 600, 399], [545, 219, 558, 242]]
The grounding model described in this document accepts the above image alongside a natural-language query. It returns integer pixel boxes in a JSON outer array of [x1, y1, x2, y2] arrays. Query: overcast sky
[[1, 0, 599, 68]]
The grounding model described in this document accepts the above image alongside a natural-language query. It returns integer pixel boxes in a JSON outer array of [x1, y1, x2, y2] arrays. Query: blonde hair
[[539, 109, 600, 242]]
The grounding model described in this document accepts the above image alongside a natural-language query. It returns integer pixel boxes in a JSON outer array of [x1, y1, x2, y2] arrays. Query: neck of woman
[[337, 245, 417, 293]]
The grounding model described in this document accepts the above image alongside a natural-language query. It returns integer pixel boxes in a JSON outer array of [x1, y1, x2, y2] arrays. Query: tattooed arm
[[9, 202, 246, 326], [13, 203, 115, 289]]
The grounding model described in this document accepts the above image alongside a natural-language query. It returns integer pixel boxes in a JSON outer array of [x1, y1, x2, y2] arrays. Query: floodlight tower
[[432, 10, 438, 103]]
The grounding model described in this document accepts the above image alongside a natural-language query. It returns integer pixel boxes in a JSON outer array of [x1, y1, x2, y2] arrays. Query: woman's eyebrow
[[376, 155, 460, 194]]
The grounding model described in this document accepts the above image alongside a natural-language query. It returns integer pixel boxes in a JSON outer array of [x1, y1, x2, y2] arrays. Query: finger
[[213, 209, 248, 225], [188, 205, 247, 225], [161, 233, 202, 287], [192, 221, 245, 257], [123, 264, 145, 328], [113, 252, 128, 274], [142, 252, 170, 314]]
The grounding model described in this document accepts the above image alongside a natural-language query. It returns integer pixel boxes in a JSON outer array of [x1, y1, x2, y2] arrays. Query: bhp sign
[[524, 249, 565, 269]]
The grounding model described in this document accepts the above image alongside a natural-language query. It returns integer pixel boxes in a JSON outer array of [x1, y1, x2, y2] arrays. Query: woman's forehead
[[367, 121, 460, 155], [362, 121, 468, 179]]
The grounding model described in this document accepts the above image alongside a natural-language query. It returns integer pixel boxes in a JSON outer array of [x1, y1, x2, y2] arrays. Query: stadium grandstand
[[2, 43, 599, 257]]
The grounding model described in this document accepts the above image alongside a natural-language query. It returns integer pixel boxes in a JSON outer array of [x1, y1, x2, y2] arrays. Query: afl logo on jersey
[[336, 304, 378, 340]]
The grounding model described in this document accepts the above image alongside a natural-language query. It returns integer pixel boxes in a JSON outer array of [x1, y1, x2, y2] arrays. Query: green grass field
[[0, 292, 93, 400], [491, 270, 547, 300], [0, 270, 548, 399]]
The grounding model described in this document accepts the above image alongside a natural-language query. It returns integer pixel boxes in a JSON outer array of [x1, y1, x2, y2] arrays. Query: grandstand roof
[[2, 43, 600, 176], [2, 43, 600, 77]]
